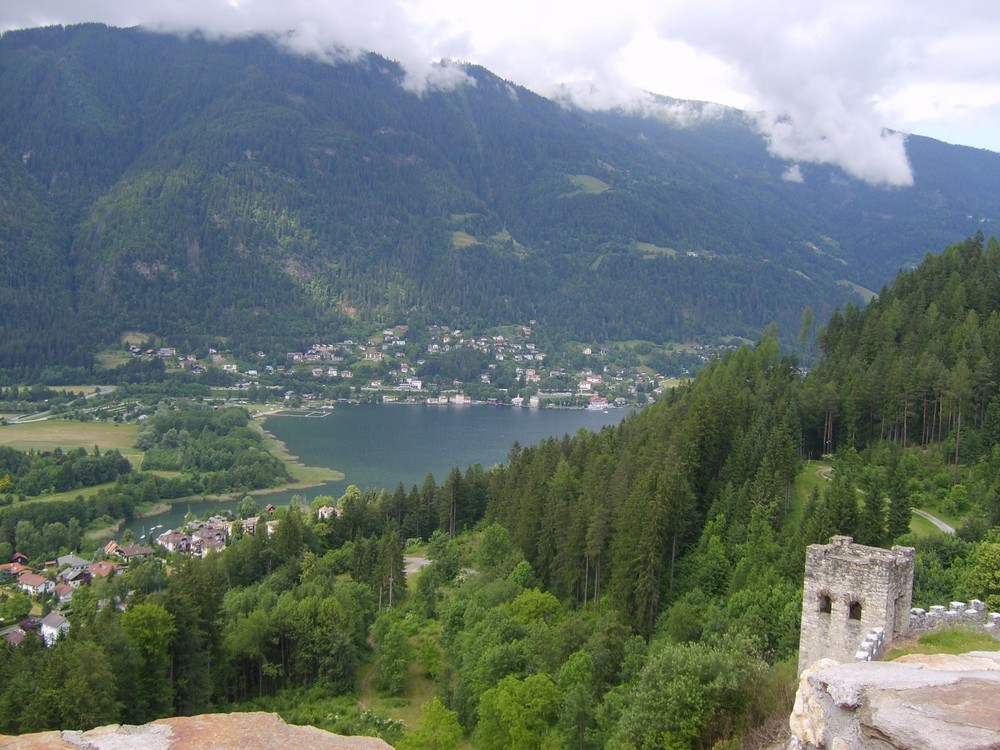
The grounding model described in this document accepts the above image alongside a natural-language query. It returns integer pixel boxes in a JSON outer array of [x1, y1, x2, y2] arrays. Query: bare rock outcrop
[[0, 711, 393, 750], [789, 652, 1000, 749]]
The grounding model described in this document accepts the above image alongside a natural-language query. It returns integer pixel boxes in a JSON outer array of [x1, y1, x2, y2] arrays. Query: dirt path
[[912, 509, 956, 535], [817, 464, 956, 535], [357, 663, 375, 710], [816, 466, 955, 535], [404, 555, 431, 576]]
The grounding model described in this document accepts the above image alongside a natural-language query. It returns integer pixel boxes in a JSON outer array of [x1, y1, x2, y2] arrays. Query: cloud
[[643, 1, 919, 185], [782, 164, 804, 183], [3, 1, 1000, 185], [756, 114, 913, 188]]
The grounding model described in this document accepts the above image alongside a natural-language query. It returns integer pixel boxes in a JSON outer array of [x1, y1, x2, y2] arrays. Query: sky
[[3, 1, 1000, 188]]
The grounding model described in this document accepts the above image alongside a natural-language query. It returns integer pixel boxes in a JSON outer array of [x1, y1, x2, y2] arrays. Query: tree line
[[4, 236, 1000, 746]]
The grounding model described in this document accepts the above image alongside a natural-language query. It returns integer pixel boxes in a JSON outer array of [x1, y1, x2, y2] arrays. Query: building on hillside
[[54, 582, 74, 603], [56, 554, 90, 571], [156, 530, 191, 554], [40, 612, 70, 646], [17, 571, 53, 596], [316, 505, 340, 521], [798, 536, 915, 674], [89, 560, 122, 579], [59, 568, 92, 588], [0, 562, 30, 578], [116, 544, 154, 563], [192, 534, 226, 558]]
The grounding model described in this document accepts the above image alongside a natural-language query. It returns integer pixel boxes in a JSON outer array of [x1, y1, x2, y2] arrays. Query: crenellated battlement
[[907, 599, 1000, 637]]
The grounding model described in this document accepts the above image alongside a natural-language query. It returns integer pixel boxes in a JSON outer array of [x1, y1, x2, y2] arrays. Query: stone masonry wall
[[798, 536, 915, 674], [851, 601, 1000, 665], [908, 599, 1000, 638]]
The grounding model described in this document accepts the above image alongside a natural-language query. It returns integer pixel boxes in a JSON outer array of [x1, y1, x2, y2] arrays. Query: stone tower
[[798, 536, 915, 674]]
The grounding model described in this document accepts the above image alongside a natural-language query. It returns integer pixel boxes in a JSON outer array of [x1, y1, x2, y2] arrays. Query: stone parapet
[[908, 599, 1000, 638], [854, 626, 886, 662]]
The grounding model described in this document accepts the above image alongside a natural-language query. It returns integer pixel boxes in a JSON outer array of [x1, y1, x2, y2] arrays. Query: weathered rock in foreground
[[789, 651, 1000, 749], [0, 711, 393, 750]]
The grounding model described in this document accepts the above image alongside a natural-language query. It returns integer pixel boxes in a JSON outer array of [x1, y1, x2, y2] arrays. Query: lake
[[123, 403, 632, 539]]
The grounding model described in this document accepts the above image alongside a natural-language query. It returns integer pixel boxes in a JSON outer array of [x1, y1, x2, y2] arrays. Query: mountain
[[1, 23, 998, 374]]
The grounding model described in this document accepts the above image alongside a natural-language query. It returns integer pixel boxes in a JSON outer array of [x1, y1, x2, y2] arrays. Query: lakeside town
[[0, 501, 302, 648], [121, 321, 737, 409]]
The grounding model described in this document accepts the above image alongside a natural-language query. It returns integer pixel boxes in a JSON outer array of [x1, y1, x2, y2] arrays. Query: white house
[[17, 571, 53, 596], [156, 530, 191, 554], [40, 612, 69, 646]]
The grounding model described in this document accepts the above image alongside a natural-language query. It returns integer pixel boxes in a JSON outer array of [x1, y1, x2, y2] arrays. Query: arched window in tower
[[819, 593, 832, 614], [849, 601, 862, 620]]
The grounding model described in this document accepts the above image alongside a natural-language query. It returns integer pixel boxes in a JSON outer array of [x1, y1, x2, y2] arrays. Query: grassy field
[[635, 241, 678, 258], [837, 279, 877, 303], [788, 461, 831, 527], [792, 461, 954, 538], [886, 627, 1000, 660], [0, 417, 341, 507], [657, 377, 687, 390], [97, 349, 132, 368], [908, 512, 943, 538], [561, 174, 611, 197], [37, 384, 111, 394], [451, 230, 479, 249], [17, 482, 120, 506], [917, 503, 962, 531], [120, 330, 155, 345], [0, 419, 139, 456]]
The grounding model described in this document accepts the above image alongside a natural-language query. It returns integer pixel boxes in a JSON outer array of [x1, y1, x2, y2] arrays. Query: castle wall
[[798, 536, 915, 673], [909, 600, 1000, 637]]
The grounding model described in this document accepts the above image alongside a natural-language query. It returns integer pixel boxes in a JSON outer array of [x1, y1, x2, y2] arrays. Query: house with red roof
[[54, 582, 74, 603], [89, 560, 122, 578], [17, 571, 53, 596], [0, 562, 30, 578]]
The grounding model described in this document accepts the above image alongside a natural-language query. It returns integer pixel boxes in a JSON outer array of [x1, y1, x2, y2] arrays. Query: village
[[123, 321, 734, 408], [0, 503, 302, 649]]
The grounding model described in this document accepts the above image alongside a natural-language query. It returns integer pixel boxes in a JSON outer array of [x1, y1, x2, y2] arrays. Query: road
[[912, 509, 956, 535], [816, 464, 956, 535], [5, 386, 117, 424]]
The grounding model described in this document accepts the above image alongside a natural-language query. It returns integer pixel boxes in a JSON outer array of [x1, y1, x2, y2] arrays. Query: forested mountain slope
[[1, 23, 999, 374], [453, 235, 1000, 744], [4, 238, 1000, 748], [485, 235, 1000, 640]]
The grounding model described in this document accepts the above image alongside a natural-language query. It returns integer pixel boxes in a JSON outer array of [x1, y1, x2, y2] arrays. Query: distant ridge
[[1, 23, 998, 372]]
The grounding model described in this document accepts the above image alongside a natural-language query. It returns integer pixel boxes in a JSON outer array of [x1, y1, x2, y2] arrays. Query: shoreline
[[255, 415, 346, 485], [114, 418, 346, 525]]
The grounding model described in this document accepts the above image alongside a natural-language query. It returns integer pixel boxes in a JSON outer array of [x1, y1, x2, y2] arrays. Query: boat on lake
[[587, 397, 610, 412]]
